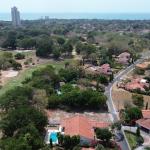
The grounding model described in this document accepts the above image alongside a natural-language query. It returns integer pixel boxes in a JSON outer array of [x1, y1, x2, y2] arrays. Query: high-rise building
[[11, 7, 21, 27]]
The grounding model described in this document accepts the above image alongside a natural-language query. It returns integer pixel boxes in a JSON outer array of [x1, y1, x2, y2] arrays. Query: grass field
[[125, 131, 137, 150], [0, 58, 73, 97]]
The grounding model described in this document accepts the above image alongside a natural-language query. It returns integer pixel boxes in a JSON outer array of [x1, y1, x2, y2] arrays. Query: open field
[[112, 83, 150, 110], [46, 109, 113, 124], [0, 59, 73, 96], [125, 131, 137, 150], [0, 49, 80, 96]]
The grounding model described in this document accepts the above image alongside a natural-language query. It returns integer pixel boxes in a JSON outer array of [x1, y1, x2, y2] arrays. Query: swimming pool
[[49, 132, 58, 143]]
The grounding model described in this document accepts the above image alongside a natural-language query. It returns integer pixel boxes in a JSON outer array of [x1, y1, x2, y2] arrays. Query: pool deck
[[45, 127, 62, 144]]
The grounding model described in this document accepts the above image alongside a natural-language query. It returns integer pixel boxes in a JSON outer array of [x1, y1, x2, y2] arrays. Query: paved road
[[105, 51, 150, 150]]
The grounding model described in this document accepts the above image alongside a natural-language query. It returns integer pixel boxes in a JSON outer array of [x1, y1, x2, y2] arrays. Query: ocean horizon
[[0, 13, 150, 21]]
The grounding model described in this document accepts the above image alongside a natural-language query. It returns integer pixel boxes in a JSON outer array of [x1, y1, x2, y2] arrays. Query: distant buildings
[[11, 6, 21, 27], [116, 52, 131, 65], [83, 63, 112, 76], [118, 77, 149, 92]]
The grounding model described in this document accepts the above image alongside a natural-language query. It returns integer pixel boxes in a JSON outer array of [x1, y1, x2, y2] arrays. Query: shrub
[[15, 53, 25, 60]]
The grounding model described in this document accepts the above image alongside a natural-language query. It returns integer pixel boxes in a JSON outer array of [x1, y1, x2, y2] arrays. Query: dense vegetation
[[0, 86, 48, 149], [0, 52, 22, 70], [0, 19, 150, 149], [0, 63, 107, 149], [0, 19, 150, 61], [48, 84, 107, 110], [23, 65, 107, 111]]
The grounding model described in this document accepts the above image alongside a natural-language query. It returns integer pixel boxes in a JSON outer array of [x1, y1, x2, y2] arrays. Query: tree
[[32, 89, 48, 110], [65, 62, 70, 68], [36, 38, 53, 57], [0, 137, 32, 150], [61, 84, 74, 93], [2, 31, 17, 49], [137, 136, 144, 146], [15, 53, 25, 60], [48, 88, 107, 110], [62, 41, 73, 55], [0, 86, 33, 111], [132, 94, 144, 108], [134, 67, 145, 75], [111, 121, 122, 131], [59, 67, 79, 82], [52, 48, 61, 59], [145, 102, 149, 110], [1, 107, 47, 136], [97, 75, 109, 85], [109, 72, 114, 82], [89, 53, 98, 65], [58, 134, 80, 150], [48, 94, 60, 109], [76, 42, 84, 54], [95, 128, 112, 142], [57, 37, 66, 45], [18, 38, 36, 49], [125, 107, 143, 123], [84, 44, 96, 56], [12, 61, 22, 70], [16, 123, 44, 149], [30, 65, 60, 90], [136, 127, 140, 136], [50, 139, 53, 148]]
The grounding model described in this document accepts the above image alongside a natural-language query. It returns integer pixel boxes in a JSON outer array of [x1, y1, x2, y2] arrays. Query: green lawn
[[0, 59, 73, 96], [125, 131, 137, 150]]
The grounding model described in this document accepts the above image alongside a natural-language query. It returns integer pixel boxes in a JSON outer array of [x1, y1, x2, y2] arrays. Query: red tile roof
[[61, 115, 110, 139], [142, 110, 150, 119], [136, 119, 150, 130], [118, 52, 130, 58], [117, 52, 131, 64], [99, 64, 112, 75], [125, 78, 149, 91]]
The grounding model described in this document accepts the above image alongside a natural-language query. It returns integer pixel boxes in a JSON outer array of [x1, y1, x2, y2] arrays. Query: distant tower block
[[11, 6, 21, 27]]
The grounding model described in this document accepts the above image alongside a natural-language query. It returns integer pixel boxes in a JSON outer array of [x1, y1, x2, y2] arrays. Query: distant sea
[[0, 13, 150, 21]]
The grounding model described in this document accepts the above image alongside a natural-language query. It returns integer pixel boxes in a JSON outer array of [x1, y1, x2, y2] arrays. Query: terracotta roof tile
[[61, 115, 109, 139], [142, 110, 150, 119], [136, 119, 150, 130]]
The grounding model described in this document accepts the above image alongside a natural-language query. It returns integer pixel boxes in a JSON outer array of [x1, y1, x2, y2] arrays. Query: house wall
[[136, 124, 150, 134], [80, 136, 94, 146]]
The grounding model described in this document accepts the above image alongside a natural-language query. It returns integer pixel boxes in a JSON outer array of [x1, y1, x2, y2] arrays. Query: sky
[[1, 0, 150, 13]]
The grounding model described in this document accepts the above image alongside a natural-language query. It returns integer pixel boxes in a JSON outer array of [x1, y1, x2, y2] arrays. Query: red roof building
[[117, 52, 131, 65], [61, 115, 110, 145], [99, 64, 112, 75], [142, 110, 150, 119], [125, 78, 149, 92], [136, 110, 150, 134]]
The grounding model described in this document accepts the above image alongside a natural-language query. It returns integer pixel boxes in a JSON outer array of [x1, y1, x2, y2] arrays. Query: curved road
[[105, 52, 150, 150]]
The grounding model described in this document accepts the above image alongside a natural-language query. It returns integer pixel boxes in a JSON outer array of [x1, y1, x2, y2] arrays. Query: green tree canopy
[[95, 128, 112, 142], [125, 107, 143, 123], [36, 38, 53, 57], [132, 94, 144, 108]]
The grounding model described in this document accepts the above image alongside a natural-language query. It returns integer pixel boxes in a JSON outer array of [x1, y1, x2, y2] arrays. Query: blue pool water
[[49, 132, 58, 143]]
